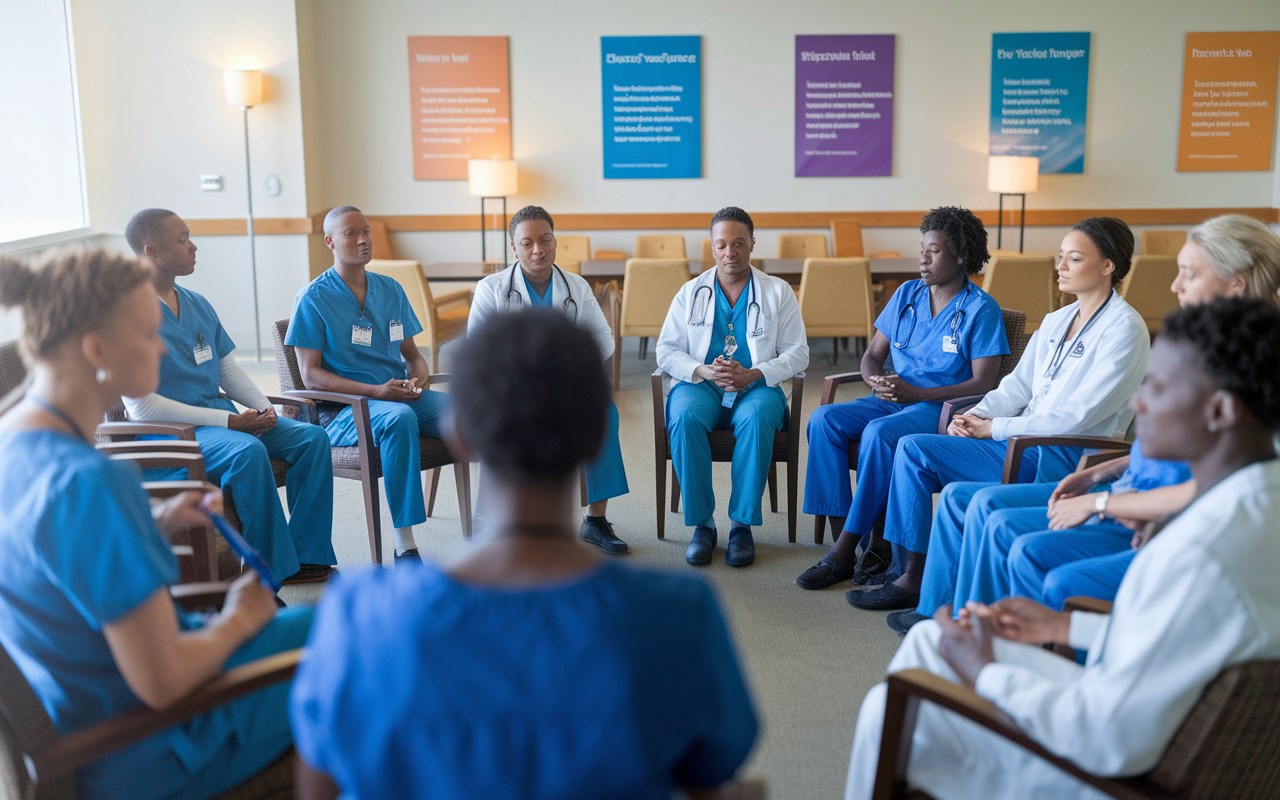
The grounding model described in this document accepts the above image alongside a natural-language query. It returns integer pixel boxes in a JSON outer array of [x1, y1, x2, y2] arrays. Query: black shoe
[[394, 548, 422, 566], [795, 558, 856, 589], [845, 583, 920, 611], [685, 526, 717, 566], [853, 569, 899, 587], [725, 526, 754, 567], [887, 610, 930, 637], [849, 537, 892, 585], [579, 517, 628, 554], [282, 564, 337, 584]]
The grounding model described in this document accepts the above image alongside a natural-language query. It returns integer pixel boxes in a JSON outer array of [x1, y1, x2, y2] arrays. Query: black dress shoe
[[795, 558, 855, 589], [725, 526, 754, 567], [846, 584, 920, 611], [685, 526, 717, 566], [887, 610, 930, 636], [850, 537, 893, 585], [394, 548, 422, 566], [282, 564, 337, 584], [579, 517, 629, 554]]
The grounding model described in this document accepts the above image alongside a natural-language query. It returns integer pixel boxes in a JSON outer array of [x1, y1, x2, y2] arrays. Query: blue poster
[[990, 32, 1090, 174], [601, 36, 701, 179]]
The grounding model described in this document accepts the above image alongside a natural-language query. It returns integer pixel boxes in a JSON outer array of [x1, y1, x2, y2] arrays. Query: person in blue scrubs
[[467, 206, 629, 553], [797, 207, 1008, 590], [0, 250, 311, 800], [655, 207, 810, 567], [287, 206, 451, 564], [123, 209, 336, 584], [290, 310, 758, 800]]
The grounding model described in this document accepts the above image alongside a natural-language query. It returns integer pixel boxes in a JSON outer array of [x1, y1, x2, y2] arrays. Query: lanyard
[[1044, 292, 1113, 381], [29, 395, 88, 443]]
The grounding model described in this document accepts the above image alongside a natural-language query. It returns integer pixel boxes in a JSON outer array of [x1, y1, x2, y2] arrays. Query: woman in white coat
[[656, 207, 809, 568], [467, 206, 630, 554]]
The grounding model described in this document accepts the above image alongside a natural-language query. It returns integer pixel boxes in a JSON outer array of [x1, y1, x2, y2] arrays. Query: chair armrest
[[96, 441, 202, 456], [281, 389, 365, 407], [1079, 449, 1130, 471], [1002, 436, 1132, 484], [263, 394, 315, 409], [169, 581, 231, 611], [873, 669, 1158, 800], [936, 395, 987, 434], [1063, 596, 1114, 616], [106, 452, 206, 481], [31, 649, 303, 780], [821, 371, 866, 406], [142, 480, 221, 498], [95, 421, 197, 441], [433, 289, 473, 308], [426, 373, 451, 386]]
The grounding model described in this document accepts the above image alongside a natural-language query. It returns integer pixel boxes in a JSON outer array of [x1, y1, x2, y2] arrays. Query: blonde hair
[[0, 250, 154, 360], [1187, 214, 1280, 304]]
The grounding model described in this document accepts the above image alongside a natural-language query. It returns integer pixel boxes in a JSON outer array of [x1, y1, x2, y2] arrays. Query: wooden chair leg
[[670, 463, 681, 513], [580, 470, 589, 507], [655, 456, 666, 539], [359, 469, 383, 565], [767, 462, 779, 512], [424, 467, 441, 518], [787, 458, 798, 543], [830, 337, 838, 366], [639, 336, 648, 359], [456, 462, 472, 539], [814, 514, 827, 545]]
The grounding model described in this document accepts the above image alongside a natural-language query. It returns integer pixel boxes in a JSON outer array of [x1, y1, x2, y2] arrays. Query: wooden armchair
[[651, 370, 804, 542], [271, 319, 472, 565], [0, 584, 300, 800], [873, 596, 1280, 800]]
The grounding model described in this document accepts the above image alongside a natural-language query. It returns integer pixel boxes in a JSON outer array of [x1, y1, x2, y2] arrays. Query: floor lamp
[[224, 70, 265, 360], [987, 155, 1039, 253], [468, 159, 518, 264]]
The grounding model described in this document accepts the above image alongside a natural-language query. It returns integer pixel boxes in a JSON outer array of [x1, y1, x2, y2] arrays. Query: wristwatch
[[1094, 491, 1110, 514]]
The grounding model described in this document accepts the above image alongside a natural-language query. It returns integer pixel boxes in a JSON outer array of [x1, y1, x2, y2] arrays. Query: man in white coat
[[656, 207, 808, 567], [468, 206, 630, 553], [843, 297, 1280, 800]]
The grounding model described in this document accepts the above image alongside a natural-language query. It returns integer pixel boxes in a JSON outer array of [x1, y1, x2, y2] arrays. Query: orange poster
[[1177, 31, 1280, 172], [408, 36, 511, 180]]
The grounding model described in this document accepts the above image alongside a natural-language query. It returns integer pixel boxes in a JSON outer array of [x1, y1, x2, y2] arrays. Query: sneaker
[[579, 517, 629, 554]]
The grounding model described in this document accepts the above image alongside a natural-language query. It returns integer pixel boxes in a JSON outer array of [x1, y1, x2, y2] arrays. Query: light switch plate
[[201, 175, 222, 191]]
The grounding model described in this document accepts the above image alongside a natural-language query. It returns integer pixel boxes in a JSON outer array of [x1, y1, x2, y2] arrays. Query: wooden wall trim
[[183, 207, 1280, 235]]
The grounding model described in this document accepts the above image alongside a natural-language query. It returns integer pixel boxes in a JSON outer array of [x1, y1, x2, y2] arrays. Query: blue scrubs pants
[[81, 607, 313, 800], [667, 381, 787, 527], [326, 391, 451, 529], [916, 482, 1055, 615], [882, 434, 1082, 569], [584, 402, 629, 504], [1009, 526, 1135, 609], [803, 397, 942, 550]]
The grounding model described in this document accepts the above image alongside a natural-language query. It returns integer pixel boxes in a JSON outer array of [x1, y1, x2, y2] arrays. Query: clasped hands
[[375, 377, 426, 402], [1046, 470, 1154, 540], [695, 358, 762, 393], [946, 413, 992, 439], [866, 374, 926, 405], [228, 406, 277, 435], [935, 597, 1071, 688]]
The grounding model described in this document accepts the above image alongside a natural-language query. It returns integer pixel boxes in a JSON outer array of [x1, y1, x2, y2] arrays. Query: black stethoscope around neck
[[505, 263, 578, 322], [689, 274, 763, 336], [1043, 291, 1114, 381], [892, 281, 972, 349]]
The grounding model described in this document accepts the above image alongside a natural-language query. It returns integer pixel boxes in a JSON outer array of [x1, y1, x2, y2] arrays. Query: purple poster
[[796, 34, 895, 177]]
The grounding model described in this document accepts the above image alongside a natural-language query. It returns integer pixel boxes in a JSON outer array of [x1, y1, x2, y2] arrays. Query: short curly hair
[[920, 207, 988, 274], [508, 205, 554, 241], [452, 309, 609, 483], [711, 207, 754, 238], [1160, 297, 1280, 430]]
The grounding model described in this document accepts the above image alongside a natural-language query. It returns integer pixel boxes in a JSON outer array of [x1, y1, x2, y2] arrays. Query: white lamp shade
[[223, 70, 264, 107], [987, 156, 1039, 194], [468, 159, 518, 197]]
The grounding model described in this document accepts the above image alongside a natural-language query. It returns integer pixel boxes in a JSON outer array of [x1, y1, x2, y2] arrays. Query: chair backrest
[[366, 259, 435, 347], [619, 259, 692, 338], [778, 234, 829, 260], [368, 218, 395, 260], [981, 255, 1057, 334], [1141, 229, 1187, 256], [594, 249, 626, 261], [271, 319, 304, 393], [0, 638, 73, 798], [556, 235, 590, 274], [635, 235, 686, 260], [797, 258, 873, 338], [701, 237, 715, 270], [997, 308, 1028, 382], [830, 220, 865, 258], [1120, 254, 1179, 334], [0, 340, 26, 398]]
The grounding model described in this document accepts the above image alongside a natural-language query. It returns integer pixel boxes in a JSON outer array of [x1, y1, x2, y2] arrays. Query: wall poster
[[601, 36, 701, 179], [1177, 31, 1280, 172], [408, 36, 511, 180], [990, 32, 1091, 174], [795, 34, 895, 177]]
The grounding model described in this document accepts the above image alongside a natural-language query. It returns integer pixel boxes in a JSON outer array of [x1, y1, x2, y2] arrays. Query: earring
[[1207, 420, 1219, 433], [95, 368, 107, 384]]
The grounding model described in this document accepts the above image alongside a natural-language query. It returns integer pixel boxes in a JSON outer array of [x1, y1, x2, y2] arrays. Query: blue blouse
[[874, 280, 1009, 389]]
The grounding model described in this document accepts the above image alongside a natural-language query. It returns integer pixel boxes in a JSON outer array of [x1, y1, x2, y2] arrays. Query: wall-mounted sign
[[601, 36, 701, 179], [990, 32, 1091, 174], [1177, 31, 1280, 172], [408, 36, 511, 180], [795, 34, 895, 177]]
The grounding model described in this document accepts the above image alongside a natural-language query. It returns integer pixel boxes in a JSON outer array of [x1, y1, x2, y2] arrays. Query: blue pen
[[203, 509, 281, 592]]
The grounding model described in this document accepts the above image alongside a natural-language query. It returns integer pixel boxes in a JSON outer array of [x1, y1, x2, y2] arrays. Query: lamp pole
[[240, 104, 262, 361]]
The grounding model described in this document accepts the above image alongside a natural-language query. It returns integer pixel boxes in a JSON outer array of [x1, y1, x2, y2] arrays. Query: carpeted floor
[[257, 336, 904, 798]]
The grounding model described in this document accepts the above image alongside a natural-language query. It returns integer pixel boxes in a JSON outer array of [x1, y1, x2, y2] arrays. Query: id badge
[[721, 390, 738, 409], [389, 320, 404, 342], [193, 342, 213, 365], [351, 324, 373, 347], [942, 336, 958, 354]]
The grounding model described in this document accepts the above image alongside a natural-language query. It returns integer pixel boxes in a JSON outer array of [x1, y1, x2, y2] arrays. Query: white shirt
[[970, 291, 1149, 440], [123, 354, 269, 428], [655, 266, 809, 394], [468, 263, 614, 362]]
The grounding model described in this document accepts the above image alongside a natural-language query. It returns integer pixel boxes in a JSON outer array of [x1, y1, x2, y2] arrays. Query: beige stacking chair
[[981, 254, 1058, 333], [1141, 229, 1187, 256], [619, 259, 691, 359], [556, 234, 591, 274], [365, 260, 470, 372], [797, 258, 874, 365], [830, 220, 866, 258], [1120, 254, 1179, 335], [635, 234, 686, 259], [778, 234, 829, 259]]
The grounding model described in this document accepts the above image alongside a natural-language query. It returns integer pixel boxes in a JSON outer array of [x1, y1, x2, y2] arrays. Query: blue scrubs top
[[1110, 435, 1192, 494], [156, 285, 236, 413], [874, 280, 1009, 389], [521, 271, 553, 307], [286, 268, 424, 385], [291, 561, 759, 799]]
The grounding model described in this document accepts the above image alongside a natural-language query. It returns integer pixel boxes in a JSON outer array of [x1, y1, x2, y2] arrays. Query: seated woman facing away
[[0, 252, 311, 799], [290, 308, 759, 799]]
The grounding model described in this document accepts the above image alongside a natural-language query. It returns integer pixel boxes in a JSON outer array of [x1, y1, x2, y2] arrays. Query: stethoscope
[[1043, 291, 1114, 381], [892, 281, 972, 349], [688, 274, 764, 336], [505, 263, 578, 322]]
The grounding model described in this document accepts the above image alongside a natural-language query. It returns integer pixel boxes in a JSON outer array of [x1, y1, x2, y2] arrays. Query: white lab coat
[[845, 458, 1280, 800], [970, 291, 1149, 440], [655, 266, 809, 395], [468, 263, 615, 362]]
